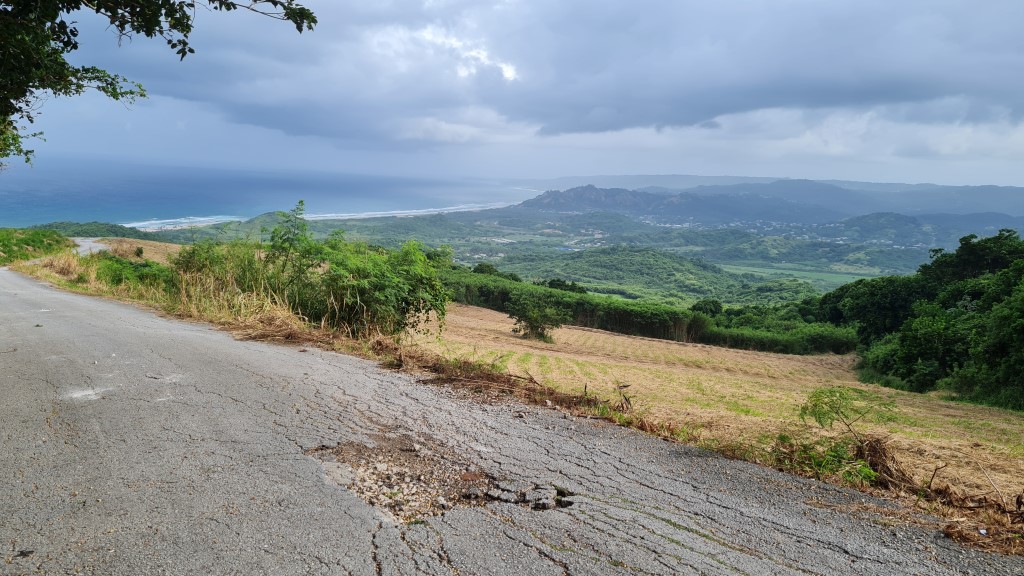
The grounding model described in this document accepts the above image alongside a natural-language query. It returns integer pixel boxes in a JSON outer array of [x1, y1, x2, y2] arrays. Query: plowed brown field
[[410, 303, 1024, 504]]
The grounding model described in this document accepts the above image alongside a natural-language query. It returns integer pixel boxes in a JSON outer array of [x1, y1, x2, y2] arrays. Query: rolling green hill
[[499, 245, 818, 306]]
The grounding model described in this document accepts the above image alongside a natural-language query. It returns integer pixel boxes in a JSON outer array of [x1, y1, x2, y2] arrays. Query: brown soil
[[305, 432, 574, 523]]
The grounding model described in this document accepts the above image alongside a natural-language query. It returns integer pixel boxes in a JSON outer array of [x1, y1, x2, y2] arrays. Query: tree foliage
[[823, 230, 1024, 409], [506, 291, 571, 342], [1, 0, 315, 165], [167, 203, 450, 339], [30, 221, 161, 240], [444, 263, 855, 354]]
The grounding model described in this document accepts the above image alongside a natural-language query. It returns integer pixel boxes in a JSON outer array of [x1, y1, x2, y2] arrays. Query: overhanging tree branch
[[0, 0, 316, 167]]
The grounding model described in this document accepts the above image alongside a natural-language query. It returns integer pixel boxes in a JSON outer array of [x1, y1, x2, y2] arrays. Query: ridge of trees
[[443, 264, 856, 354], [30, 221, 162, 240], [821, 229, 1024, 409]]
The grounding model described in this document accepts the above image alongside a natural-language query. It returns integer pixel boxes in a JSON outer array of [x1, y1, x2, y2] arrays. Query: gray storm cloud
[[21, 0, 1023, 186], [63, 0, 1024, 144]]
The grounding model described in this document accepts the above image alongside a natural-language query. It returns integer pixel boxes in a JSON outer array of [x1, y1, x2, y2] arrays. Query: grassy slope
[[0, 229, 73, 265], [499, 245, 819, 305], [98, 238, 182, 265], [409, 304, 1024, 506]]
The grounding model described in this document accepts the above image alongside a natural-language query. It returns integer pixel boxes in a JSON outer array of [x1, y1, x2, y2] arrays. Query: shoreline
[[124, 202, 513, 232]]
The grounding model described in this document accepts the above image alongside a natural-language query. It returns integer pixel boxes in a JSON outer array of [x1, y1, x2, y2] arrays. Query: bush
[[95, 253, 174, 290], [168, 204, 451, 339], [769, 433, 877, 485], [506, 291, 571, 342], [859, 333, 900, 375], [690, 298, 723, 316]]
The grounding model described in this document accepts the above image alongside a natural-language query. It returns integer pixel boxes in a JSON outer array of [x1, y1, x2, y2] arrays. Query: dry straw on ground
[[101, 238, 181, 265], [407, 304, 1024, 552]]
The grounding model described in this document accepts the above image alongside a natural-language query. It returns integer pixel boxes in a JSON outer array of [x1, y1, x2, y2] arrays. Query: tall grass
[[32, 217, 451, 344]]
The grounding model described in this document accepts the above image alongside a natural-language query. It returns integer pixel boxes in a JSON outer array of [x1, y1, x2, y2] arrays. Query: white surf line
[[122, 215, 245, 231], [305, 202, 513, 221]]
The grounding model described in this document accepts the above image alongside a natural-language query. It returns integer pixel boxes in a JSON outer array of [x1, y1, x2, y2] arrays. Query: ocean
[[0, 160, 533, 228]]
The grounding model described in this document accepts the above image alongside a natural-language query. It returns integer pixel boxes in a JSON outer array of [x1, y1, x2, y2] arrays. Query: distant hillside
[[821, 213, 934, 246], [890, 186, 1024, 216], [815, 181, 1024, 216], [519, 185, 846, 224], [813, 212, 1024, 248], [917, 212, 1024, 238], [520, 186, 660, 213], [508, 174, 781, 192], [517, 181, 1024, 229], [31, 222, 162, 240], [499, 245, 817, 305], [684, 179, 883, 217], [632, 179, 1024, 218]]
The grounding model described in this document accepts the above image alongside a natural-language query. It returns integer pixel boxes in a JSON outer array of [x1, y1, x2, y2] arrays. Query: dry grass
[[407, 304, 1024, 547], [22, 251, 315, 346], [40, 251, 85, 278], [100, 238, 181, 265]]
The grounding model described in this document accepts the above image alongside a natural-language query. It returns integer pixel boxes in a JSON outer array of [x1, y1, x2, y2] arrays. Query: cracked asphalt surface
[[1, 268, 1022, 575]]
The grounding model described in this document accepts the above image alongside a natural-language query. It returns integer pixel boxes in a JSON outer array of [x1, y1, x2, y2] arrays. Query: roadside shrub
[[769, 433, 877, 485], [95, 253, 174, 290], [168, 204, 450, 340], [318, 238, 450, 338], [787, 386, 909, 487], [42, 251, 83, 278]]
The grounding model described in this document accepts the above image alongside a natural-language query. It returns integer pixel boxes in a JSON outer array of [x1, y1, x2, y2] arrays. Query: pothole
[[305, 433, 575, 523]]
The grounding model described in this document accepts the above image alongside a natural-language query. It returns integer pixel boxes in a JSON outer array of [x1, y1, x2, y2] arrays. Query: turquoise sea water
[[0, 160, 527, 228]]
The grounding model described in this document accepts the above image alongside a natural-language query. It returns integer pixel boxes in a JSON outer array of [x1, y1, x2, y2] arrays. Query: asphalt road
[[1, 267, 1020, 575]]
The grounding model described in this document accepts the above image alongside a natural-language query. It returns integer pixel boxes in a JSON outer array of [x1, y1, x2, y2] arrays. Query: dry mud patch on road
[[305, 431, 576, 524]]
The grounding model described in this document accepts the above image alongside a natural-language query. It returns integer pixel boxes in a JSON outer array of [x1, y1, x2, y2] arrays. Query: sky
[[15, 0, 1024, 185]]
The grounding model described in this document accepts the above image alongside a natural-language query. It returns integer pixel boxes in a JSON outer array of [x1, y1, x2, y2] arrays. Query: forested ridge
[[499, 245, 819, 305], [443, 262, 857, 355], [821, 229, 1024, 409], [30, 221, 161, 240]]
